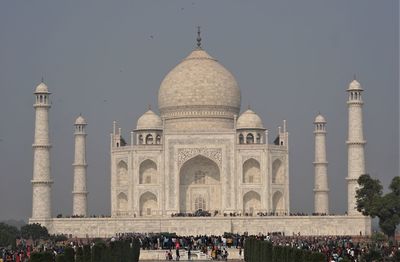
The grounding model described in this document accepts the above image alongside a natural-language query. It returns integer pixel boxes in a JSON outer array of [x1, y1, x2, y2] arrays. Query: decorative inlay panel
[[178, 148, 222, 169]]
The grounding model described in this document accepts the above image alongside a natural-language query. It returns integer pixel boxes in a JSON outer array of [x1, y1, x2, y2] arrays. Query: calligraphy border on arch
[[177, 148, 222, 169]]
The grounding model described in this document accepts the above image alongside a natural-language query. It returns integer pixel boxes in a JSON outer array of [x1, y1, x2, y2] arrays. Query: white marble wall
[[30, 216, 371, 238], [110, 130, 289, 217]]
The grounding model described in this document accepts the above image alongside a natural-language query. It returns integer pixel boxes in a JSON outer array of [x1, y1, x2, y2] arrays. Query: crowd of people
[[1, 232, 399, 261], [118, 232, 399, 261], [170, 210, 342, 217]]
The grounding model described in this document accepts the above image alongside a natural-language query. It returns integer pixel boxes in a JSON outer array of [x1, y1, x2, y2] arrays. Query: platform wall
[[29, 215, 371, 238]]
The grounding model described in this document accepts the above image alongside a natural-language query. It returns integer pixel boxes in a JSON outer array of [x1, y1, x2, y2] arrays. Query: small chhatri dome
[[347, 79, 363, 91], [75, 115, 87, 125], [314, 114, 326, 123], [35, 82, 50, 93], [136, 110, 162, 130], [237, 109, 264, 129]]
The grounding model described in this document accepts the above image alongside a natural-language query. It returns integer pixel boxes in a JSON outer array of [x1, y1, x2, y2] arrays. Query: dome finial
[[196, 26, 202, 48], [41, 76, 44, 83], [148, 104, 152, 110], [353, 73, 357, 80]]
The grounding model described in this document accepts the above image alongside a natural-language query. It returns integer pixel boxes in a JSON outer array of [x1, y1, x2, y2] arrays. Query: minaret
[[72, 115, 88, 216], [346, 79, 366, 215], [313, 114, 329, 214], [31, 81, 53, 219]]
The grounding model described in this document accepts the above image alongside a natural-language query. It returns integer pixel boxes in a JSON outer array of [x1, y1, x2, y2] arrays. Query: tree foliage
[[356, 174, 400, 238], [0, 222, 19, 247], [20, 223, 49, 240]]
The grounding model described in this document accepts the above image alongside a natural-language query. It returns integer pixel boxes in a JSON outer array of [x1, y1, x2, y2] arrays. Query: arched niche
[[117, 160, 128, 186], [243, 158, 261, 184], [139, 160, 157, 184], [117, 192, 128, 210], [179, 155, 221, 213], [272, 191, 284, 214], [243, 191, 261, 214], [272, 159, 285, 184], [139, 192, 158, 216]]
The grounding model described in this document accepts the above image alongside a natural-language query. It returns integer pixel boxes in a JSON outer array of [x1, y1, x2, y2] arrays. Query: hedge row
[[244, 238, 326, 262], [31, 239, 140, 262]]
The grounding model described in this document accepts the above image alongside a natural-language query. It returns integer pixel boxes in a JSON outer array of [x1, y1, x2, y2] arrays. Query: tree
[[0, 222, 19, 247], [356, 174, 400, 238], [20, 223, 49, 240]]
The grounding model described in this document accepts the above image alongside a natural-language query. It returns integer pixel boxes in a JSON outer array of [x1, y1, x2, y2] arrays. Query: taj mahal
[[29, 31, 371, 237]]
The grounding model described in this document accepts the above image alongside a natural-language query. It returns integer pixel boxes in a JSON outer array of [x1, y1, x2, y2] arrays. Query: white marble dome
[[237, 109, 264, 129], [35, 82, 49, 93], [347, 79, 363, 91], [314, 114, 326, 123], [136, 110, 162, 130], [75, 115, 87, 125], [158, 48, 241, 126]]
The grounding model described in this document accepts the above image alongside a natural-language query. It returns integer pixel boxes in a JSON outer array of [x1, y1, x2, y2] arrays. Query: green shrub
[[75, 246, 84, 262], [131, 238, 141, 262], [55, 254, 67, 262], [30, 252, 53, 262], [310, 252, 326, 262], [82, 245, 91, 262], [64, 247, 74, 262]]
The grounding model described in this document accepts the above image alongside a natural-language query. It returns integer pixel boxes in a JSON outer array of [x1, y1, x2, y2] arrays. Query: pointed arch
[[243, 191, 261, 214], [139, 191, 158, 216], [156, 135, 161, 144], [179, 155, 221, 213], [272, 159, 285, 184], [272, 191, 284, 214], [117, 160, 128, 185], [145, 134, 153, 144], [256, 133, 261, 143], [243, 158, 261, 184], [246, 133, 254, 144], [139, 159, 157, 184], [117, 192, 128, 210], [238, 134, 244, 144]]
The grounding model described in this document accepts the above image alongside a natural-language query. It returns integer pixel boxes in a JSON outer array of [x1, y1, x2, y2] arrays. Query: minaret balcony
[[346, 140, 366, 145], [31, 179, 54, 185], [32, 144, 52, 148]]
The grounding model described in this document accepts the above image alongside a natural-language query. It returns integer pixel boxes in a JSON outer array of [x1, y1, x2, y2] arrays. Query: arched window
[[246, 133, 254, 144], [156, 135, 161, 144], [138, 135, 143, 145], [239, 134, 244, 144], [194, 196, 206, 211], [145, 134, 153, 144]]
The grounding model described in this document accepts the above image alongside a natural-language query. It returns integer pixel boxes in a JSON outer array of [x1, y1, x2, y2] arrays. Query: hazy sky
[[0, 0, 398, 221]]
